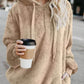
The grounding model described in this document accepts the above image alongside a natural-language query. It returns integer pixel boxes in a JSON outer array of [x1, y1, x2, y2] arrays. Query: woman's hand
[[61, 68, 72, 80], [66, 67, 72, 77], [15, 40, 27, 56], [61, 72, 69, 80]]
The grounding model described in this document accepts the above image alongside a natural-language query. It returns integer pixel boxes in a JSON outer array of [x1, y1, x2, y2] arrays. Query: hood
[[19, 0, 51, 6], [18, 0, 56, 19]]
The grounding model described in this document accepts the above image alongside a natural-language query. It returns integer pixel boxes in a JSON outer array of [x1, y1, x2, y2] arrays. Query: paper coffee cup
[[20, 39, 36, 69]]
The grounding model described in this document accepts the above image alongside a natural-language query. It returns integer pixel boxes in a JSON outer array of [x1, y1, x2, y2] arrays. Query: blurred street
[[0, 9, 84, 84]]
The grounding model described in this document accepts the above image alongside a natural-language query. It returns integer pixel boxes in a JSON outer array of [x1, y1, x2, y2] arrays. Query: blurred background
[[0, 0, 84, 84]]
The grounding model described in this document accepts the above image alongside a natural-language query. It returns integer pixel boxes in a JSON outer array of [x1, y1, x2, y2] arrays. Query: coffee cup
[[19, 39, 36, 69]]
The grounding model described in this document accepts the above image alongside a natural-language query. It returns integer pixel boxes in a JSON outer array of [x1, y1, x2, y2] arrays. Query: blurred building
[[68, 0, 84, 16], [0, 0, 17, 9], [73, 0, 84, 16]]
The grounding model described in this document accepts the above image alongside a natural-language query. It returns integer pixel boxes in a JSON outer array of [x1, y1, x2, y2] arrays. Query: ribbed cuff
[[66, 58, 78, 74], [12, 45, 19, 58], [66, 67, 72, 77]]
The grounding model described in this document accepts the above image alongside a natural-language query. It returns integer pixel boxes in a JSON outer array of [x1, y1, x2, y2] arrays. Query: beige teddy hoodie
[[3, 0, 78, 84]]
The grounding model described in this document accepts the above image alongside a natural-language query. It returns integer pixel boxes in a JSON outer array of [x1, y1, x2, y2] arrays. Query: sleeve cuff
[[66, 58, 78, 74], [13, 45, 20, 58], [66, 67, 72, 77]]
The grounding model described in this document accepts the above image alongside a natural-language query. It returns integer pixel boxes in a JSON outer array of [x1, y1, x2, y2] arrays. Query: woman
[[3, 0, 78, 84]]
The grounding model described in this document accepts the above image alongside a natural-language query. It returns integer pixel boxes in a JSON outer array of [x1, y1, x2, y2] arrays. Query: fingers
[[16, 48, 26, 52], [16, 52, 25, 56], [15, 40, 26, 56], [61, 72, 69, 80], [15, 44, 26, 49], [15, 47, 26, 56], [16, 40, 23, 44]]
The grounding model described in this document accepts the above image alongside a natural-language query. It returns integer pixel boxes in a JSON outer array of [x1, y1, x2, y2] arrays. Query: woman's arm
[[65, 4, 78, 77], [3, 4, 20, 68]]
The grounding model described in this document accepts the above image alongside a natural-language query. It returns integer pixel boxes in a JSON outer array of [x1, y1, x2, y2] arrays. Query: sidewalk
[[0, 10, 84, 84]]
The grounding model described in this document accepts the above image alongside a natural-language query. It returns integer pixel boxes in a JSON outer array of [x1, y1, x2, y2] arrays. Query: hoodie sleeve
[[65, 4, 78, 76], [3, 5, 20, 68]]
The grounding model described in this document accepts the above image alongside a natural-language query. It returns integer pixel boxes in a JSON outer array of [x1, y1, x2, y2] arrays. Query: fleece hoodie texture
[[3, 0, 78, 84]]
